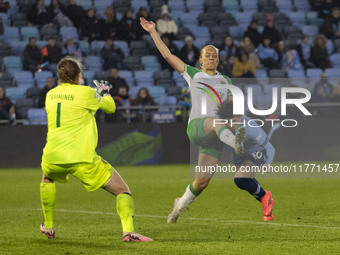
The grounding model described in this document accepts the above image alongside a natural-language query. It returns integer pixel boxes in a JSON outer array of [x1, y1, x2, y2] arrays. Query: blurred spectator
[[320, 6, 340, 39], [332, 80, 340, 101], [256, 37, 280, 69], [107, 68, 129, 96], [0, 0, 10, 13], [217, 50, 232, 77], [132, 7, 154, 40], [157, 34, 179, 70], [80, 8, 99, 42], [314, 72, 334, 98], [101, 38, 125, 70], [179, 36, 200, 67], [37, 77, 55, 108], [244, 20, 262, 47], [62, 37, 83, 58], [296, 35, 313, 69], [232, 51, 256, 78], [312, 84, 332, 102], [98, 6, 119, 41], [48, 0, 73, 27], [117, 9, 134, 43], [64, 0, 86, 29], [114, 85, 134, 122], [319, 0, 337, 18], [275, 41, 288, 68], [311, 34, 331, 70], [275, 41, 303, 70], [239, 36, 263, 69], [27, 0, 53, 27], [41, 37, 62, 74], [23, 37, 43, 73], [176, 87, 191, 120], [156, 5, 178, 40], [132, 87, 156, 122], [0, 86, 16, 123], [262, 14, 281, 47], [219, 36, 238, 65]]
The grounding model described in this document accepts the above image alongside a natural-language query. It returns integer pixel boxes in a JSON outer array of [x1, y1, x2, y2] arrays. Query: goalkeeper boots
[[40, 223, 55, 239], [167, 198, 181, 223]]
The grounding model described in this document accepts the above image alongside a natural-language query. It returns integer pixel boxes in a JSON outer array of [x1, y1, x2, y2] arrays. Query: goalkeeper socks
[[116, 193, 135, 233], [234, 178, 266, 202], [40, 182, 56, 229], [176, 183, 200, 211], [217, 126, 235, 148]]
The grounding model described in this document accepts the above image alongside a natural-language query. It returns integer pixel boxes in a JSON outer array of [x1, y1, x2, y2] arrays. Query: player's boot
[[261, 190, 274, 220], [235, 126, 245, 154], [40, 223, 55, 239], [122, 232, 153, 242], [167, 198, 181, 223]]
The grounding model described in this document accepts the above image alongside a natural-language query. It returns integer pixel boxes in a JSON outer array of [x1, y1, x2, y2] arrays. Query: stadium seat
[[90, 40, 105, 56], [288, 12, 306, 27], [294, 0, 311, 12], [168, 0, 185, 12], [131, 0, 148, 11], [0, 13, 9, 27], [20, 26, 39, 41], [118, 70, 134, 86], [14, 71, 34, 89], [60, 27, 78, 42], [76, 0, 93, 9], [330, 53, 340, 68], [26, 86, 41, 101], [3, 56, 22, 75], [287, 69, 306, 78], [269, 69, 287, 78], [135, 70, 154, 87], [11, 12, 28, 27], [229, 26, 244, 41], [325, 68, 340, 78], [11, 41, 28, 58], [158, 95, 177, 105], [173, 40, 184, 50], [40, 24, 59, 41], [148, 86, 166, 98], [276, 0, 293, 11], [27, 108, 47, 125], [85, 56, 102, 73], [5, 87, 26, 104], [34, 70, 54, 88], [15, 98, 35, 119], [302, 25, 318, 38], [180, 12, 200, 26], [83, 70, 94, 86], [240, 0, 257, 10], [4, 26, 20, 41], [123, 56, 142, 71], [129, 86, 140, 98], [222, 0, 240, 14], [130, 40, 149, 57], [234, 12, 254, 25], [254, 69, 268, 78], [306, 68, 323, 78], [79, 40, 90, 56], [114, 40, 129, 57], [186, 0, 204, 12]]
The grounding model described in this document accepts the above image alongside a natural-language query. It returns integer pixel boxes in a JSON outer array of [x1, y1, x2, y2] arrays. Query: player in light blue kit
[[217, 101, 275, 221]]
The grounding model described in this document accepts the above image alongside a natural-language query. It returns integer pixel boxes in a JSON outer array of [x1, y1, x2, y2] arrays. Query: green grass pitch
[[1, 164, 339, 255]]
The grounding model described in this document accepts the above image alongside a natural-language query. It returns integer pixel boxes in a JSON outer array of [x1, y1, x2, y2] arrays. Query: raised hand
[[140, 17, 156, 33]]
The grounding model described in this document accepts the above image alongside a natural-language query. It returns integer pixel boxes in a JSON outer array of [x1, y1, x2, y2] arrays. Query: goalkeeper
[[39, 56, 152, 242]]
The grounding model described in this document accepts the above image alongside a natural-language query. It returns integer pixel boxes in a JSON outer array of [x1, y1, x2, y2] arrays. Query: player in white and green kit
[[140, 18, 246, 223]]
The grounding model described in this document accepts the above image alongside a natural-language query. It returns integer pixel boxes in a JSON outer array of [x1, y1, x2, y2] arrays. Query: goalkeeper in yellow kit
[[39, 56, 152, 242]]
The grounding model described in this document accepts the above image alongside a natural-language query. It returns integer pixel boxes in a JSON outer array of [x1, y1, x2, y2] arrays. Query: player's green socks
[[217, 126, 235, 148], [116, 193, 135, 233], [40, 182, 56, 229], [176, 183, 200, 211]]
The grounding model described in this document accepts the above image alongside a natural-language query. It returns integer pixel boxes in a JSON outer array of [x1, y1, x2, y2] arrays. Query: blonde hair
[[57, 56, 82, 85]]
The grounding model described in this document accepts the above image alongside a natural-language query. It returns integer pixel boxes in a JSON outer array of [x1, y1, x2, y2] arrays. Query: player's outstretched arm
[[140, 17, 185, 74]]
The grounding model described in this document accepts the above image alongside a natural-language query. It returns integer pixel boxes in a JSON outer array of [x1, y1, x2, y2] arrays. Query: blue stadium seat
[[148, 86, 166, 98], [134, 70, 154, 86], [306, 68, 323, 78], [14, 71, 34, 89], [27, 108, 47, 125], [129, 86, 140, 98], [3, 56, 22, 75], [20, 26, 39, 41], [114, 40, 129, 57], [302, 25, 319, 38], [287, 69, 306, 78], [4, 26, 20, 41], [76, 0, 93, 10], [85, 56, 102, 73], [255, 69, 268, 78], [118, 70, 134, 86], [0, 13, 9, 27], [173, 40, 184, 50], [131, 0, 148, 11], [60, 27, 78, 42], [234, 12, 254, 25], [240, 0, 257, 10], [186, 0, 204, 12], [5, 87, 26, 104], [325, 68, 340, 78], [288, 12, 306, 27], [158, 95, 177, 105], [330, 53, 340, 68], [34, 70, 53, 88], [222, 0, 240, 14], [83, 70, 94, 86], [229, 26, 244, 41], [276, 0, 293, 11], [180, 12, 200, 26], [79, 40, 90, 56], [11, 41, 27, 58], [168, 0, 185, 12], [90, 40, 105, 56], [191, 26, 210, 41], [294, 0, 311, 12]]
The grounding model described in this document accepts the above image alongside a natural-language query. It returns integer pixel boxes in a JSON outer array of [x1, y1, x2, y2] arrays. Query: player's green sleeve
[[99, 95, 116, 114]]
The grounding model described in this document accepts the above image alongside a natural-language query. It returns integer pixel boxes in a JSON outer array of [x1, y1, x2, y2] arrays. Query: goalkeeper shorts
[[187, 118, 225, 160], [41, 154, 114, 192]]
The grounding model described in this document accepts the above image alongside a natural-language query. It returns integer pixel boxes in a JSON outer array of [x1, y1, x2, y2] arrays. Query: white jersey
[[181, 64, 232, 121]]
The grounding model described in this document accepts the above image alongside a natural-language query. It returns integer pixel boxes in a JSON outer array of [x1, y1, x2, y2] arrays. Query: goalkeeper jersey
[[42, 83, 115, 164], [181, 64, 232, 121]]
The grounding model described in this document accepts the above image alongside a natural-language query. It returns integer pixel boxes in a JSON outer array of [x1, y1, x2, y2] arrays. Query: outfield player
[[217, 101, 275, 221], [39, 56, 152, 242], [140, 18, 246, 223]]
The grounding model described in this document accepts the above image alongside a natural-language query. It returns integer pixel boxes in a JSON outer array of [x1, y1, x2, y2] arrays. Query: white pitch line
[[4, 208, 337, 230]]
